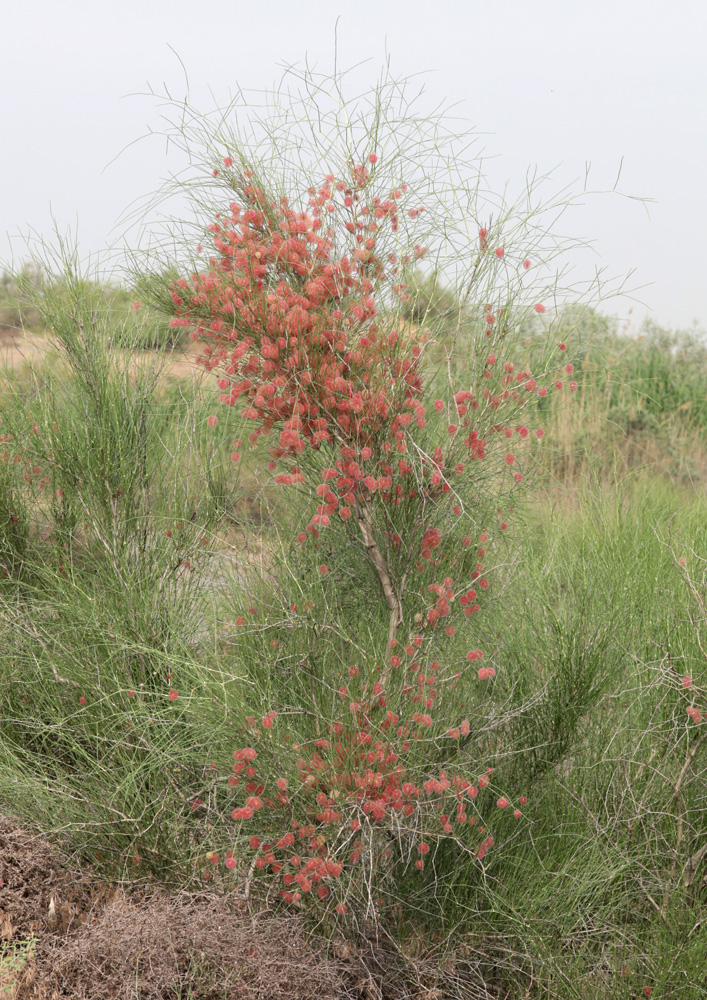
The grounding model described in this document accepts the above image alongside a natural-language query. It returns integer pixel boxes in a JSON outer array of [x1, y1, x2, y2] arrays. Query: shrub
[[125, 62, 619, 928], [0, 264, 44, 333]]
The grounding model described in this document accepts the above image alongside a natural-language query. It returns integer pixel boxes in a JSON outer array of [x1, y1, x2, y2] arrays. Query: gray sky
[[2, 0, 704, 330]]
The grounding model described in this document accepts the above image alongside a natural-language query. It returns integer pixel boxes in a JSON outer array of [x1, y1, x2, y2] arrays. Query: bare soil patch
[[0, 326, 206, 383]]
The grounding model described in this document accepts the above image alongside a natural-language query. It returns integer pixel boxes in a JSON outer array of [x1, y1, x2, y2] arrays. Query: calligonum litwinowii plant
[[137, 65, 598, 923]]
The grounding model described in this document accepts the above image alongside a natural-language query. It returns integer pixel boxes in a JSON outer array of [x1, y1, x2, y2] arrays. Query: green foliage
[[530, 306, 707, 436], [0, 936, 36, 998], [0, 249, 264, 882], [0, 263, 43, 332], [0, 263, 186, 350], [402, 269, 472, 338]]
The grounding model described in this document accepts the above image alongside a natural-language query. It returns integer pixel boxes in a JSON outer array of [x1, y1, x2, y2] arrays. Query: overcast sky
[[1, 0, 704, 331]]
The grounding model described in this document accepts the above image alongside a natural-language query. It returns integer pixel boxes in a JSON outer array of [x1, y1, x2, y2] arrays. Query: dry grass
[[3, 813, 487, 1000], [0, 813, 350, 1000]]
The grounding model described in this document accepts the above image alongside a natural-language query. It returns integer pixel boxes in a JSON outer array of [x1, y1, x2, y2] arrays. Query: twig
[[661, 732, 707, 919]]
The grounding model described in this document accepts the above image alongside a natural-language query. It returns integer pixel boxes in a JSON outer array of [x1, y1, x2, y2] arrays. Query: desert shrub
[[0, 246, 265, 882], [0, 264, 44, 333], [121, 62, 625, 932]]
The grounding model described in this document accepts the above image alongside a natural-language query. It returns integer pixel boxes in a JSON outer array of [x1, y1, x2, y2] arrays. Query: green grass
[[456, 477, 707, 996], [0, 937, 35, 999]]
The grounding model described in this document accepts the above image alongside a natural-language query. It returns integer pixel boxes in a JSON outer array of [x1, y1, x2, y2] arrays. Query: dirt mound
[[0, 814, 348, 999]]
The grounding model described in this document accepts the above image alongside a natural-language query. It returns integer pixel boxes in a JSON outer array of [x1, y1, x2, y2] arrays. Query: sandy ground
[[0, 325, 206, 382]]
